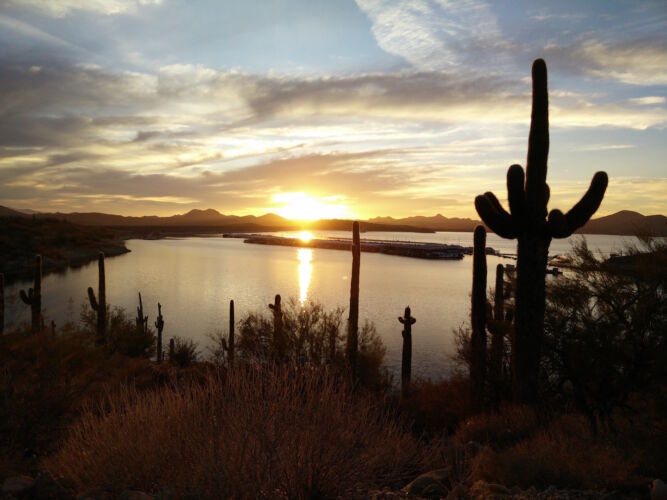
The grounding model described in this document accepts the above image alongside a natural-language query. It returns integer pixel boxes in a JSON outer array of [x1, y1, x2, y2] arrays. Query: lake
[[3, 231, 637, 379]]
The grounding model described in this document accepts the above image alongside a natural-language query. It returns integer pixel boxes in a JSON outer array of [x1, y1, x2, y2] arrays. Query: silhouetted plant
[[398, 306, 416, 395], [168, 336, 199, 367], [470, 226, 487, 411], [80, 304, 155, 357], [543, 237, 667, 431], [136, 292, 148, 337], [19, 254, 42, 334], [268, 294, 285, 360], [486, 264, 512, 408], [0, 273, 4, 335], [347, 221, 361, 374], [474, 59, 608, 403], [155, 302, 164, 362], [87, 252, 107, 344]]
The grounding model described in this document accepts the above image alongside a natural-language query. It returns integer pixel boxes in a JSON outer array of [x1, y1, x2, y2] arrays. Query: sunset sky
[[1, 0, 665, 219]]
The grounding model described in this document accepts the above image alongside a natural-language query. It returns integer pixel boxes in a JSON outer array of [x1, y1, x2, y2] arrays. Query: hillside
[[0, 216, 128, 279], [578, 210, 667, 236]]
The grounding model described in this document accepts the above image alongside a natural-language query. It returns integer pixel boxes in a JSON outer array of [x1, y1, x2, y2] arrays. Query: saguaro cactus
[[346, 221, 361, 373], [0, 273, 4, 335], [136, 292, 148, 335], [487, 264, 510, 407], [269, 294, 285, 359], [155, 302, 164, 362], [19, 255, 42, 334], [475, 59, 608, 403], [87, 252, 107, 344], [228, 299, 235, 365], [398, 306, 416, 394], [470, 226, 487, 411]]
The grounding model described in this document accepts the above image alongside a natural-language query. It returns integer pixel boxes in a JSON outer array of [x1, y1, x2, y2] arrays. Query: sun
[[297, 230, 313, 242], [272, 192, 353, 221]]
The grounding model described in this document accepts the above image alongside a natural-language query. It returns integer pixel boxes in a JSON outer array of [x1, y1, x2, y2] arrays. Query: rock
[[652, 479, 667, 500], [404, 469, 450, 498], [32, 469, 73, 499], [470, 480, 512, 499], [119, 491, 153, 500], [445, 484, 467, 500], [77, 489, 114, 499], [464, 441, 483, 457], [2, 475, 35, 496]]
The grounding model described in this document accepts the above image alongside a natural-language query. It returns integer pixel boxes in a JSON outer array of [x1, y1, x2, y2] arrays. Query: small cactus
[[346, 221, 361, 373], [87, 252, 107, 344], [474, 59, 607, 403], [398, 306, 416, 394], [155, 302, 164, 362], [19, 255, 42, 334], [269, 294, 285, 359], [0, 273, 4, 335], [470, 226, 487, 411]]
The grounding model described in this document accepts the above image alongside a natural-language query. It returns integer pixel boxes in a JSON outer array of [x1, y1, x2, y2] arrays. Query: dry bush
[[47, 365, 444, 498], [398, 375, 471, 437], [453, 404, 538, 449], [469, 413, 635, 490]]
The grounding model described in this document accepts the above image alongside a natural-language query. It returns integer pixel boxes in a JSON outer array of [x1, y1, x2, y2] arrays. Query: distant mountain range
[[1, 206, 665, 236]]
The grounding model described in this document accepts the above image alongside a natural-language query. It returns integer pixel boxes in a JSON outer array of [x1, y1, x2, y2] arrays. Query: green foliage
[[542, 237, 667, 429]]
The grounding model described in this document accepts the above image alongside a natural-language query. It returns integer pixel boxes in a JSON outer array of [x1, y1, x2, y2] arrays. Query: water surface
[[4, 232, 636, 379]]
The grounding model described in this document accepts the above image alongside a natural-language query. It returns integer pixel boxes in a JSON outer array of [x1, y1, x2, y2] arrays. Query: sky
[[0, 0, 665, 219]]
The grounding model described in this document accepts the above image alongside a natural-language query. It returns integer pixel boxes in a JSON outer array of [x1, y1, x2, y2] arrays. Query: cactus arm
[[87, 287, 99, 310], [507, 164, 526, 223], [565, 172, 608, 231], [20, 289, 33, 305], [475, 194, 516, 238], [398, 317, 405, 324], [547, 209, 570, 238], [548, 172, 608, 239], [525, 58, 549, 213]]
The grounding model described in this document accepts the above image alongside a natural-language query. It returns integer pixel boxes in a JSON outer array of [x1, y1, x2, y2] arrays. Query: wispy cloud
[[4, 0, 162, 18]]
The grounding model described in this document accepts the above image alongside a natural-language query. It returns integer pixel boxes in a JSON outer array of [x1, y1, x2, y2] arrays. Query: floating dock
[[224, 233, 483, 260]]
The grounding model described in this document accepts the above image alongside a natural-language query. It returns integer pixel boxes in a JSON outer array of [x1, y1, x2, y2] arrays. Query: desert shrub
[[47, 365, 444, 497], [167, 336, 199, 367], [0, 325, 158, 468], [236, 299, 387, 387], [469, 413, 635, 490], [543, 237, 667, 428], [452, 405, 538, 449], [80, 305, 155, 358]]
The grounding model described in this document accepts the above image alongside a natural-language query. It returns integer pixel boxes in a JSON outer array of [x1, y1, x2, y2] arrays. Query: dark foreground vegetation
[[1, 59, 665, 499]]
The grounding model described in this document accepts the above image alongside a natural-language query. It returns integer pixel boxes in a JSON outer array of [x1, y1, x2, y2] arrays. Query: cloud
[[354, 0, 506, 71], [545, 38, 667, 86], [4, 0, 163, 18]]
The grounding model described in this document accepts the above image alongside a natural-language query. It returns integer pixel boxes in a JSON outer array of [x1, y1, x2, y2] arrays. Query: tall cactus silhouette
[[155, 302, 164, 362], [470, 226, 487, 411], [398, 306, 416, 394], [227, 299, 235, 365], [87, 252, 107, 344], [269, 294, 285, 359], [487, 264, 510, 407], [475, 59, 608, 403], [19, 255, 42, 334], [136, 292, 148, 335], [0, 273, 4, 335], [346, 221, 360, 373]]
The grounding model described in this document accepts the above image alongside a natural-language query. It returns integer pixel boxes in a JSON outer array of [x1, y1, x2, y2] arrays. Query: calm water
[[4, 232, 637, 379]]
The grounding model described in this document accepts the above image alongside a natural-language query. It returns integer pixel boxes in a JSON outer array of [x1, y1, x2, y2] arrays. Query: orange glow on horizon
[[271, 192, 354, 221]]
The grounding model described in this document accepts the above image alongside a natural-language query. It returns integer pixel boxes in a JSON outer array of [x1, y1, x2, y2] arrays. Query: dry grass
[[469, 412, 636, 490], [47, 365, 445, 498]]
